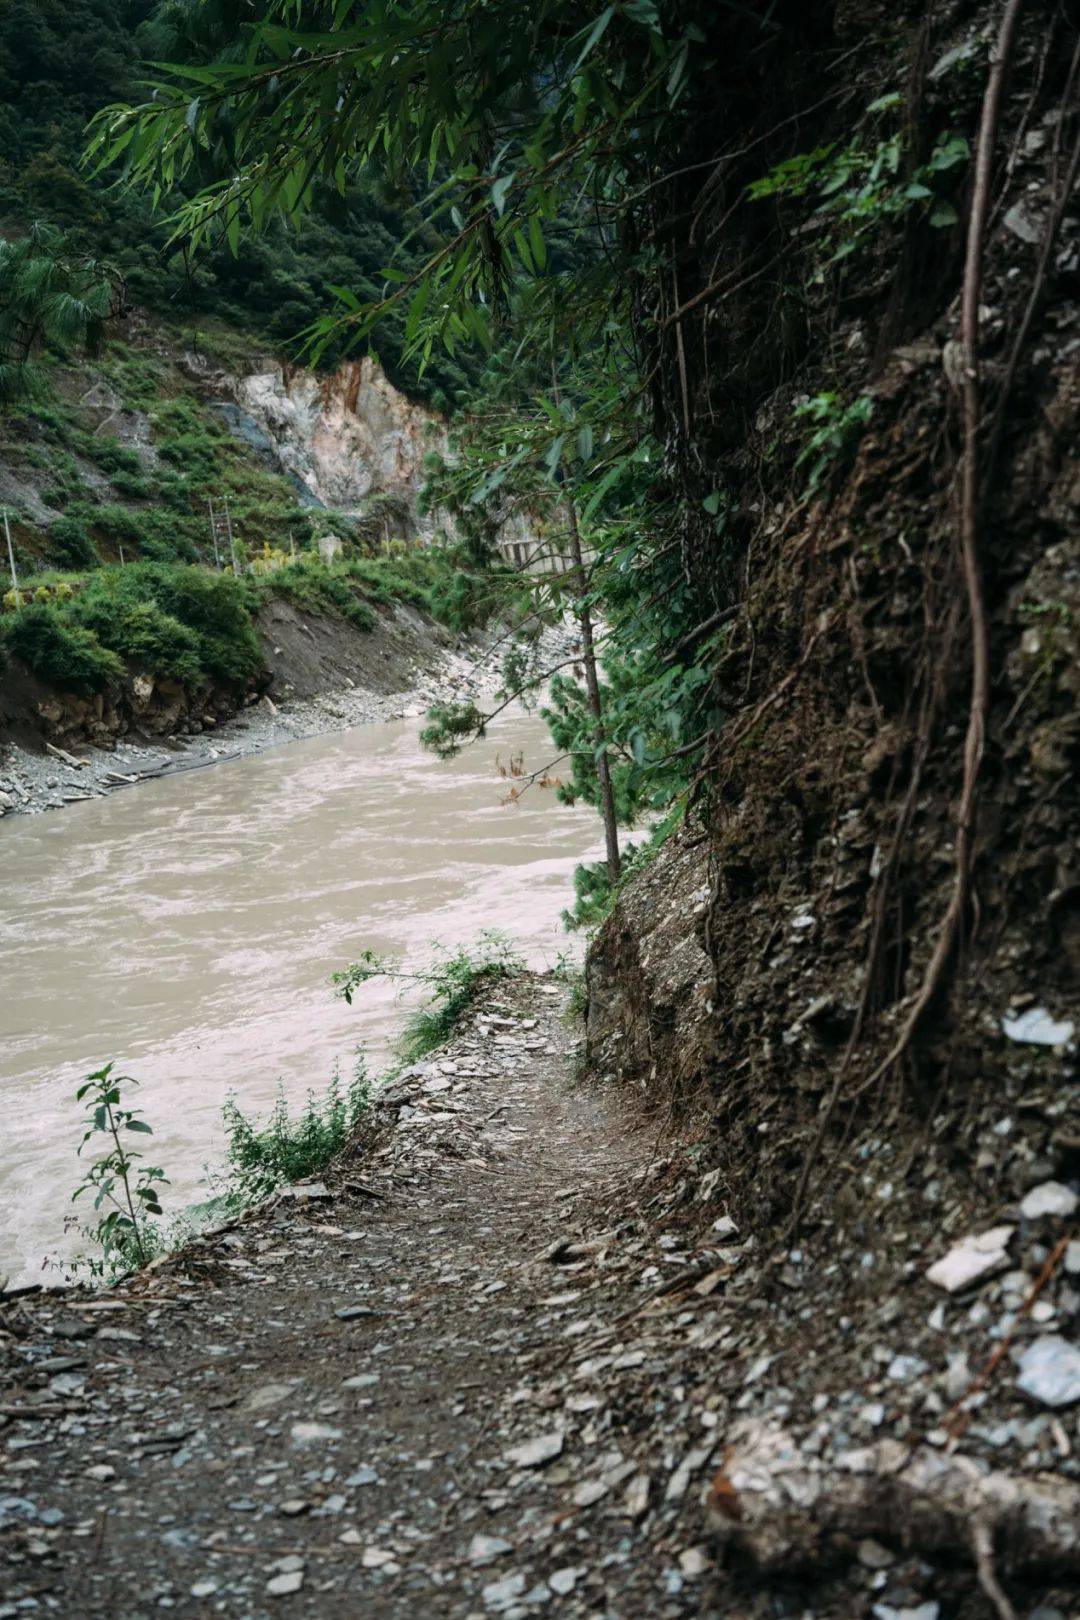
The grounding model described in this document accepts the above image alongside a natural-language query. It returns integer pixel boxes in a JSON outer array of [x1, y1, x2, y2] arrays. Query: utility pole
[[207, 498, 222, 570], [223, 495, 240, 577], [3, 508, 19, 605]]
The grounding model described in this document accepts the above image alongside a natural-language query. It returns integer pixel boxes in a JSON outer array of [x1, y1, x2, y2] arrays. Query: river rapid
[[0, 710, 600, 1287]]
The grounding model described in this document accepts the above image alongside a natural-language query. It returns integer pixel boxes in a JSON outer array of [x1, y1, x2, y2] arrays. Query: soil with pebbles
[[3, 980, 1077, 1620]]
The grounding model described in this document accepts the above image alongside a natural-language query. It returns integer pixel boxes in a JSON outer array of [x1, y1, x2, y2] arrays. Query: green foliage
[[0, 221, 120, 404], [109, 562, 263, 685], [1, 600, 123, 691], [73, 590, 203, 687], [49, 511, 99, 568], [748, 111, 970, 270], [562, 808, 683, 931], [71, 1062, 168, 1277], [221, 1055, 370, 1207], [85, 0, 702, 374], [333, 933, 524, 1063], [794, 392, 874, 493], [3, 563, 265, 691], [268, 557, 377, 631], [0, 0, 474, 404], [419, 701, 486, 759]]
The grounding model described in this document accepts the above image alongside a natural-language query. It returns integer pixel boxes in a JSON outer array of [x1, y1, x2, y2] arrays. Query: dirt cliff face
[[232, 358, 447, 526], [587, 0, 1080, 1243]]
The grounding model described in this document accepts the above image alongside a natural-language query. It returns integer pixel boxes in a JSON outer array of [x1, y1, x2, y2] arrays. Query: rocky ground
[[2, 979, 1078, 1620], [0, 612, 575, 819]]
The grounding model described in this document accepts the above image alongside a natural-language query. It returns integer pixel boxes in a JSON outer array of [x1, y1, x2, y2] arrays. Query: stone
[[238, 1382, 293, 1415], [504, 1430, 564, 1469], [624, 1474, 650, 1519], [548, 1567, 581, 1595], [290, 1422, 342, 1445], [678, 1547, 710, 1578], [1015, 1336, 1080, 1408], [335, 1305, 380, 1321], [1001, 1006, 1075, 1046], [872, 1606, 939, 1620], [1002, 204, 1042, 245], [482, 1573, 526, 1610], [886, 1354, 927, 1381], [926, 1227, 1013, 1292], [266, 1570, 304, 1596], [1019, 1182, 1078, 1221], [344, 1465, 379, 1488], [468, 1534, 513, 1566]]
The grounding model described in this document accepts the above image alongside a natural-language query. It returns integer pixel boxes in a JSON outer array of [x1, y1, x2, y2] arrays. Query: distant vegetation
[[0, 0, 476, 408], [1, 548, 514, 697]]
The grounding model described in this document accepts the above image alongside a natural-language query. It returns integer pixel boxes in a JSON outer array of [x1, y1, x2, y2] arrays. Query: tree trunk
[[565, 489, 621, 884]]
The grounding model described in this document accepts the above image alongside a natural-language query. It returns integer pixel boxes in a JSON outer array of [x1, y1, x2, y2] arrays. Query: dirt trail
[[1, 983, 703, 1620]]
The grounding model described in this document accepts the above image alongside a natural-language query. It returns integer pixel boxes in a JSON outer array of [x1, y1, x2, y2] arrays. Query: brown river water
[[0, 709, 600, 1286]]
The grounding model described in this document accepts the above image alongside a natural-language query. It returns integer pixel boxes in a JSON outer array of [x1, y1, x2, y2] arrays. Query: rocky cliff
[[210, 356, 449, 534]]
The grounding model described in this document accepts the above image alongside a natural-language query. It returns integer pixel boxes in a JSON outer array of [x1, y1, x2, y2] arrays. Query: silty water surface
[[0, 708, 599, 1285]]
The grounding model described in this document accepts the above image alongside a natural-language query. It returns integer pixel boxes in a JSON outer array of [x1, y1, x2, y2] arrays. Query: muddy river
[[0, 710, 600, 1286]]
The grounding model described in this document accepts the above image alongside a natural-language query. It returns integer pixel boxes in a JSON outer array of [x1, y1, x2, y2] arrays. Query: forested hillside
[[0, 0, 474, 403]]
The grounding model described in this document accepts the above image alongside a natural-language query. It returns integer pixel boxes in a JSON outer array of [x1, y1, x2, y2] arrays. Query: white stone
[[1019, 1182, 1078, 1221], [482, 1573, 526, 1610], [504, 1430, 564, 1469], [266, 1570, 304, 1596], [1002, 1006, 1075, 1046], [468, 1534, 513, 1566], [925, 1227, 1013, 1293], [290, 1422, 342, 1446]]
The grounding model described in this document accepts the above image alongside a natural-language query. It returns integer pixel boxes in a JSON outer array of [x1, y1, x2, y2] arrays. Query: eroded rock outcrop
[[224, 357, 447, 525]]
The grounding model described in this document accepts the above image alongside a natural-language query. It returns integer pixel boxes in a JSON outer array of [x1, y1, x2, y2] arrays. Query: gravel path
[[1, 984, 705, 1620], [8, 980, 1075, 1619]]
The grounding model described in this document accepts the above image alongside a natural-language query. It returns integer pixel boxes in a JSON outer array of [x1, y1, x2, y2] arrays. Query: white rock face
[[234, 357, 447, 522]]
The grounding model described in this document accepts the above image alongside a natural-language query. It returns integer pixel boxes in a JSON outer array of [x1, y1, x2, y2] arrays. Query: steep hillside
[[0, 0, 476, 407], [0, 306, 506, 758]]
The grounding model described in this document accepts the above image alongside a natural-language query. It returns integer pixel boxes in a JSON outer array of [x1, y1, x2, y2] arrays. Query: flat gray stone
[[1015, 1336, 1080, 1408]]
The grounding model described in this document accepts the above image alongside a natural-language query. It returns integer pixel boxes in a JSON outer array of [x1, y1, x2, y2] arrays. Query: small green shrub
[[794, 391, 874, 492], [333, 932, 524, 1062], [77, 563, 264, 686], [2, 601, 123, 692], [70, 1063, 168, 1278], [49, 513, 99, 568], [269, 558, 377, 630], [221, 1055, 371, 1206], [73, 593, 203, 686], [110, 471, 153, 500]]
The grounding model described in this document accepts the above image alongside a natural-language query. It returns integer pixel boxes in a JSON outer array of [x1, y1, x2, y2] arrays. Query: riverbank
[[0, 605, 573, 819], [3, 974, 1078, 1619]]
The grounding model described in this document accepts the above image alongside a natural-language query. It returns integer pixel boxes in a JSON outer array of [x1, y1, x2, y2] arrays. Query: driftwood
[[707, 1421, 1080, 1577]]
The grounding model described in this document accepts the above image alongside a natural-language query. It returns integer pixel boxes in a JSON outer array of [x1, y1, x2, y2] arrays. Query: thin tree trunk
[[564, 489, 621, 883]]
